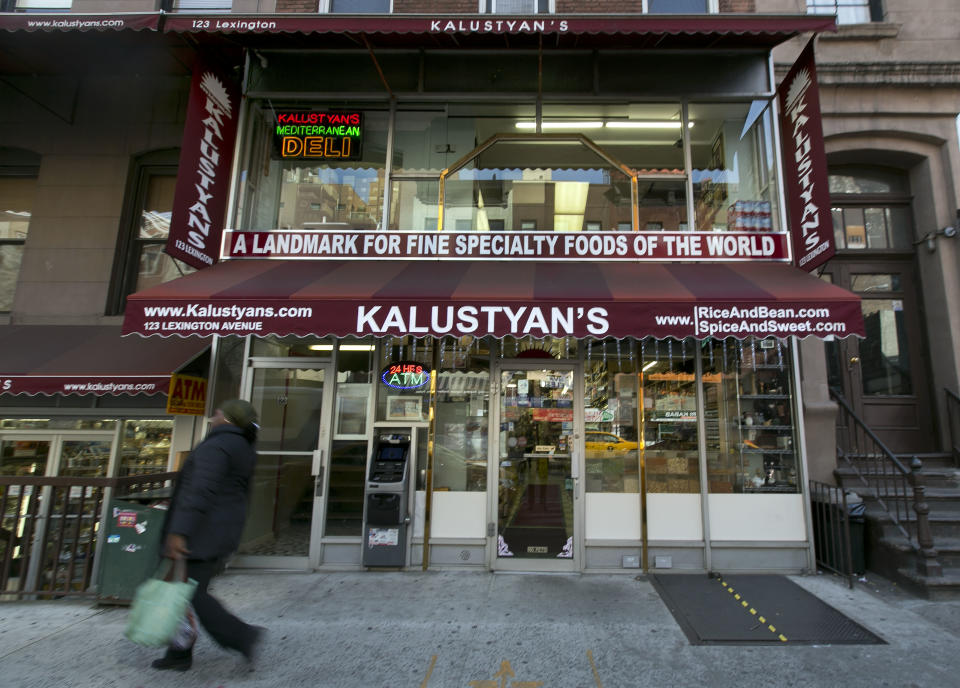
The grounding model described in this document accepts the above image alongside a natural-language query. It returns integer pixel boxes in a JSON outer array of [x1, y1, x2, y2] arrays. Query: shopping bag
[[124, 559, 197, 647]]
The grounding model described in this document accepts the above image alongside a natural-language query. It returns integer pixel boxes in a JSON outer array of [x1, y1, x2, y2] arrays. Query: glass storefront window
[[689, 101, 780, 232], [0, 418, 117, 431], [434, 337, 491, 492], [541, 103, 686, 172], [703, 337, 799, 493], [58, 440, 112, 478], [376, 337, 433, 423], [238, 107, 389, 231], [584, 340, 640, 493], [640, 338, 701, 494], [0, 439, 49, 476], [119, 419, 174, 476], [442, 139, 636, 233], [251, 335, 335, 358]]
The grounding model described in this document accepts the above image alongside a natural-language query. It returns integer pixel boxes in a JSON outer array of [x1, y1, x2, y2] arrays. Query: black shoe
[[242, 626, 266, 672], [151, 650, 192, 672]]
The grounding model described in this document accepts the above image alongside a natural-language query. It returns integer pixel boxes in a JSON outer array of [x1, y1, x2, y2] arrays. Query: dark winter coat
[[164, 424, 257, 561]]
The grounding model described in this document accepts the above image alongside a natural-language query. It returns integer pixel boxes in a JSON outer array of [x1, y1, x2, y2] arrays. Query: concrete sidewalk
[[1, 570, 958, 688]]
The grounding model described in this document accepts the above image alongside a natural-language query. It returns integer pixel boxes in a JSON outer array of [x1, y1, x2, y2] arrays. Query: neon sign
[[381, 361, 431, 390], [275, 111, 363, 160]]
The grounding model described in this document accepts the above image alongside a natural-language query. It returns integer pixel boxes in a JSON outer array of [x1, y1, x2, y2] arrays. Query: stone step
[[868, 512, 960, 540], [835, 466, 960, 489], [893, 567, 960, 600], [876, 536, 960, 569], [850, 486, 960, 512], [894, 453, 956, 470]]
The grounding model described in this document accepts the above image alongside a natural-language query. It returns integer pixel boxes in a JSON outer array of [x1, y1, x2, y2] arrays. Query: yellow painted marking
[[468, 659, 543, 688], [714, 579, 788, 643], [420, 654, 437, 688], [587, 650, 604, 688]]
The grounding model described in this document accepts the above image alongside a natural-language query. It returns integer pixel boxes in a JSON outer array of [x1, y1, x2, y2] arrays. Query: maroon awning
[[0, 325, 209, 397], [122, 260, 863, 341], [0, 12, 160, 32], [160, 14, 836, 50]]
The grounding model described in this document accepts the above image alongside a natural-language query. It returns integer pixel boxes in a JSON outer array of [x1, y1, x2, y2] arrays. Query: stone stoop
[[835, 452, 960, 599]]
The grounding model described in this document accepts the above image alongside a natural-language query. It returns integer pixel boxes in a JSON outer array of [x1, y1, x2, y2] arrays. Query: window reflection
[[689, 101, 779, 232], [584, 340, 640, 494], [861, 300, 911, 395]]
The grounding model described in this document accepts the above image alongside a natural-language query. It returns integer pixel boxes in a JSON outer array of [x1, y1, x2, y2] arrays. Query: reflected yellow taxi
[[584, 432, 639, 455]]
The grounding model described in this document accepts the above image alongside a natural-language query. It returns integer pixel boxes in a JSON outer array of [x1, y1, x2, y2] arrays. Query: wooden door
[[822, 259, 935, 453]]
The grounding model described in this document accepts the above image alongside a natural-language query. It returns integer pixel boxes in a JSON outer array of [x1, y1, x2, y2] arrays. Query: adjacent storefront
[[118, 13, 859, 574]]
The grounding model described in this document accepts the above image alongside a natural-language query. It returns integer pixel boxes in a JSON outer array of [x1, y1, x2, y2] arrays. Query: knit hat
[[219, 399, 258, 430]]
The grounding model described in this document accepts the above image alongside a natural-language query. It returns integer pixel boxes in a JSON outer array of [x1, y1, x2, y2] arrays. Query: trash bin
[[97, 492, 170, 604], [812, 491, 866, 575]]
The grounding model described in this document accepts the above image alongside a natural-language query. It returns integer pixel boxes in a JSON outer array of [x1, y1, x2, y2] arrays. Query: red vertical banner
[[779, 39, 834, 272], [165, 55, 241, 270]]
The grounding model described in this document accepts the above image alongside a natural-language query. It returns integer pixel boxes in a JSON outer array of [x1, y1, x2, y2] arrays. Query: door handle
[[315, 470, 324, 497], [848, 356, 860, 371]]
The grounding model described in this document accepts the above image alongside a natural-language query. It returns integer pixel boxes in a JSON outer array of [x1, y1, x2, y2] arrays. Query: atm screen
[[378, 446, 406, 461]]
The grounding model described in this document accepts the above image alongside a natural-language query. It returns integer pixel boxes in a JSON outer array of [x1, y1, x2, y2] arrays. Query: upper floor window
[[0, 149, 39, 313], [163, 0, 232, 11], [108, 150, 195, 314], [647, 0, 710, 12], [3, 0, 71, 11], [807, 0, 883, 24], [325, 0, 392, 12], [482, 0, 551, 13]]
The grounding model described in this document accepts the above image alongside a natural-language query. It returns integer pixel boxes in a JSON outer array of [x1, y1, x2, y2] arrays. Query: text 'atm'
[[362, 432, 411, 567]]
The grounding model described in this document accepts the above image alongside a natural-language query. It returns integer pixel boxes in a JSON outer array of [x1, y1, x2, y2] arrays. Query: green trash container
[[97, 493, 170, 604]]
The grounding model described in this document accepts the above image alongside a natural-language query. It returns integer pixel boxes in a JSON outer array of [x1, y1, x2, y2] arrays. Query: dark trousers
[[169, 558, 257, 656]]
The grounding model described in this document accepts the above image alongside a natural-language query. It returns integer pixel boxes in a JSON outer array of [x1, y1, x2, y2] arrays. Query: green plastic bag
[[124, 559, 197, 647]]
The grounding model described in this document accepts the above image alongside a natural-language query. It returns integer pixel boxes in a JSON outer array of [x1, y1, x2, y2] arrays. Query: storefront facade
[[109, 10, 870, 575]]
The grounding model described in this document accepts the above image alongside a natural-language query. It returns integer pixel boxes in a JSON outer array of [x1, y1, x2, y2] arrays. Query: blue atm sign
[[381, 361, 431, 390]]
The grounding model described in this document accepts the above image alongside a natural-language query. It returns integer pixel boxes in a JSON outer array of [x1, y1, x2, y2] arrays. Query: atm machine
[[362, 431, 412, 567]]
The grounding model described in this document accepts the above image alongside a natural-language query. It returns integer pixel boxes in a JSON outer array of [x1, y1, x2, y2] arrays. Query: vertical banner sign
[[165, 56, 241, 270], [778, 40, 834, 272]]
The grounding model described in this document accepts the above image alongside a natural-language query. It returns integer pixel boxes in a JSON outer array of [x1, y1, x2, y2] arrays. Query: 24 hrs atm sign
[[275, 111, 363, 160]]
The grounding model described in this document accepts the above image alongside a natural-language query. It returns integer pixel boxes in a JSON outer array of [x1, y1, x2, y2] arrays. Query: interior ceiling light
[[605, 121, 694, 129], [642, 360, 658, 372], [308, 344, 375, 351], [515, 121, 604, 130]]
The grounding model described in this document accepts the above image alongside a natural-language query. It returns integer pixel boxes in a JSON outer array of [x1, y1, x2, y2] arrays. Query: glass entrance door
[[239, 365, 333, 567], [494, 364, 579, 570]]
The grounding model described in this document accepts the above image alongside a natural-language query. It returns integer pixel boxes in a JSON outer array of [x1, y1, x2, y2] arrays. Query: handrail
[[946, 388, 960, 467], [830, 387, 942, 577]]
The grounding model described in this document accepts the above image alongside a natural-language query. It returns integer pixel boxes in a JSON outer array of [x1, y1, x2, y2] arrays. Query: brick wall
[[719, 0, 756, 12], [395, 0, 478, 12], [275, 0, 755, 13], [276, 0, 317, 12]]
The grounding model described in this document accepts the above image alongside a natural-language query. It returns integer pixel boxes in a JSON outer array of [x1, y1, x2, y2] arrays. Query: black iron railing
[[830, 388, 942, 577], [0, 472, 176, 599], [809, 480, 858, 588], [947, 388, 960, 467]]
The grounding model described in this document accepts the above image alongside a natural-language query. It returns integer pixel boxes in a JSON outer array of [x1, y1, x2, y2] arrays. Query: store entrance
[[492, 362, 580, 571], [237, 363, 334, 568]]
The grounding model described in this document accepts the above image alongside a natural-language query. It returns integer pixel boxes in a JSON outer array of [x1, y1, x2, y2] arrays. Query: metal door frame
[[488, 359, 583, 573], [235, 359, 335, 570]]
